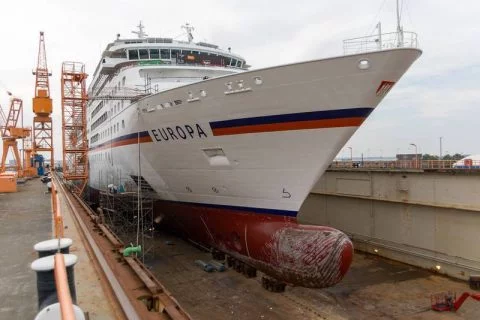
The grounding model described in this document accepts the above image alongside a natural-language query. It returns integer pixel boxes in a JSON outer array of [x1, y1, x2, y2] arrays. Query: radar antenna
[[132, 21, 148, 39], [182, 23, 195, 43]]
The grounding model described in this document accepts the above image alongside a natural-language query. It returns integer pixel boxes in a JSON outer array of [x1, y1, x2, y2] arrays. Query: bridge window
[[139, 49, 149, 59], [128, 49, 139, 60], [150, 49, 159, 59], [160, 49, 170, 59]]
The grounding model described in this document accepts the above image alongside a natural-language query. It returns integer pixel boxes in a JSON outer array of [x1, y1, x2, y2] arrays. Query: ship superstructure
[[87, 22, 421, 288]]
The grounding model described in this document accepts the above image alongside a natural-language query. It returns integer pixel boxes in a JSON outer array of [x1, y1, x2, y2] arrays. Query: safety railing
[[51, 182, 64, 238], [330, 159, 480, 170], [54, 253, 76, 320], [51, 181, 76, 319], [343, 31, 419, 55]]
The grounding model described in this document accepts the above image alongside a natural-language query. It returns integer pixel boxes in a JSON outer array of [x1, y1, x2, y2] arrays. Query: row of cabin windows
[[92, 119, 126, 145], [88, 76, 126, 123], [91, 99, 127, 144], [91, 112, 107, 131], [91, 101, 104, 118], [127, 48, 244, 68], [91, 151, 111, 162]]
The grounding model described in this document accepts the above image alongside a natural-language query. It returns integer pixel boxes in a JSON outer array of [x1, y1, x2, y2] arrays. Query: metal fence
[[330, 159, 480, 170], [343, 31, 419, 55]]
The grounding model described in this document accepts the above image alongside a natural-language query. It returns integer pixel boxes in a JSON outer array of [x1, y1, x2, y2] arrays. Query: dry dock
[[1, 172, 479, 319]]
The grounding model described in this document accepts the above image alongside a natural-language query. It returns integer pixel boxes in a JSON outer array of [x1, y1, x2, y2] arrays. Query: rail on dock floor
[[53, 173, 191, 320]]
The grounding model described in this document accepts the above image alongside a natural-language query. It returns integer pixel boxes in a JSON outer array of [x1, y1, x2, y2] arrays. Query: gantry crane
[[0, 98, 31, 176], [61, 62, 89, 195], [32, 31, 54, 169]]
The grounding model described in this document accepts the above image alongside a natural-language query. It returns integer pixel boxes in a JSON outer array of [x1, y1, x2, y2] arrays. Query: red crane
[[0, 98, 31, 176], [32, 31, 54, 169]]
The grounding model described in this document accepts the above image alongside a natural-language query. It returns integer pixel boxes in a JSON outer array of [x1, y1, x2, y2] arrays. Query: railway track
[[53, 174, 191, 320]]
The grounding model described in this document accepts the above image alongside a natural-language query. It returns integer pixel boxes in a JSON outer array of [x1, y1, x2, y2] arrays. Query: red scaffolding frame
[[61, 62, 89, 195]]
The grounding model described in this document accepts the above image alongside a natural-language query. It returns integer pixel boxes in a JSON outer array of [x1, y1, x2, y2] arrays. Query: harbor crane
[[0, 98, 31, 176], [32, 31, 54, 169]]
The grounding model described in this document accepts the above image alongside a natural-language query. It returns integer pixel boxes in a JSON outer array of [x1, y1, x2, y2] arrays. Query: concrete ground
[[0, 179, 51, 319], [143, 232, 480, 320], [0, 179, 117, 320]]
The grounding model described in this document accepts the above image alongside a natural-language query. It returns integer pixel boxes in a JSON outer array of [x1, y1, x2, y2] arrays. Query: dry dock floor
[[146, 232, 480, 320]]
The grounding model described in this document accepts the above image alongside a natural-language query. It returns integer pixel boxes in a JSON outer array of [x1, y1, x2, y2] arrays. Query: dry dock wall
[[298, 169, 480, 280]]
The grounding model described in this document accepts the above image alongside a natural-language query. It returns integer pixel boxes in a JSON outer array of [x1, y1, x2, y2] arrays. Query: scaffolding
[[61, 62, 89, 195], [99, 190, 155, 262]]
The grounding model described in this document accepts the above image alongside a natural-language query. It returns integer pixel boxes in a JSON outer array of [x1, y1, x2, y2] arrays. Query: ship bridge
[[91, 23, 248, 87]]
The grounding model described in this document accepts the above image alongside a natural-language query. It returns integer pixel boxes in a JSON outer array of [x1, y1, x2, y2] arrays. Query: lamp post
[[439, 137, 443, 159], [347, 147, 353, 162], [410, 143, 418, 168]]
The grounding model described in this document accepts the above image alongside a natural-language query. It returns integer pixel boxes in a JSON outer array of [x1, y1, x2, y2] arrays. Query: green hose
[[123, 245, 142, 257]]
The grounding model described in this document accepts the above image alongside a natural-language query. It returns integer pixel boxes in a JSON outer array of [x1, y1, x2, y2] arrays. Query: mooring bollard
[[31, 254, 78, 311], [34, 238, 73, 258], [34, 302, 85, 320]]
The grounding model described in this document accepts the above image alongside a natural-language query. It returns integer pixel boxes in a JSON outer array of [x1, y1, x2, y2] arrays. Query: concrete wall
[[298, 169, 480, 280]]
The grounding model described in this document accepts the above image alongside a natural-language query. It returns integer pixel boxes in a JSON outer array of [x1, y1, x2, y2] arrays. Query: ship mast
[[132, 21, 148, 39], [182, 23, 195, 43], [396, 0, 404, 47]]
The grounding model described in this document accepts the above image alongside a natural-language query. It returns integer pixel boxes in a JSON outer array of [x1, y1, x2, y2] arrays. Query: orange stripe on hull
[[212, 117, 365, 136], [90, 135, 152, 152]]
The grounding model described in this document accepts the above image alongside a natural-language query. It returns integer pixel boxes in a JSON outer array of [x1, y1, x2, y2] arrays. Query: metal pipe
[[54, 253, 75, 320]]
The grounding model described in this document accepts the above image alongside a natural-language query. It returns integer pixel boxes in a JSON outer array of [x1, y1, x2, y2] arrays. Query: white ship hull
[[87, 46, 421, 288], [89, 48, 421, 214]]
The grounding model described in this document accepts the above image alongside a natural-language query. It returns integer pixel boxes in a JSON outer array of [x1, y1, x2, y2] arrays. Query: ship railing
[[87, 86, 150, 101], [329, 159, 480, 170], [343, 31, 419, 55]]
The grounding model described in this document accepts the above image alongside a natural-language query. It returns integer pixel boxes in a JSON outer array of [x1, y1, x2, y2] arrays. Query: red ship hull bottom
[[156, 201, 353, 288]]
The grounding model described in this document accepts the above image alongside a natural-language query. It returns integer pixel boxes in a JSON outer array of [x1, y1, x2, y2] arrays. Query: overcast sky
[[0, 0, 478, 161]]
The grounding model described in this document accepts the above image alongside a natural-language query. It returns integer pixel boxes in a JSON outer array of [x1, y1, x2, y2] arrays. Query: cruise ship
[[87, 22, 421, 288]]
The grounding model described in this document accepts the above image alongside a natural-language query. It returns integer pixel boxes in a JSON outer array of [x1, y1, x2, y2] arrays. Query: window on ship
[[139, 49, 149, 59], [171, 49, 181, 63], [150, 49, 159, 59], [128, 49, 139, 60], [160, 49, 170, 59]]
